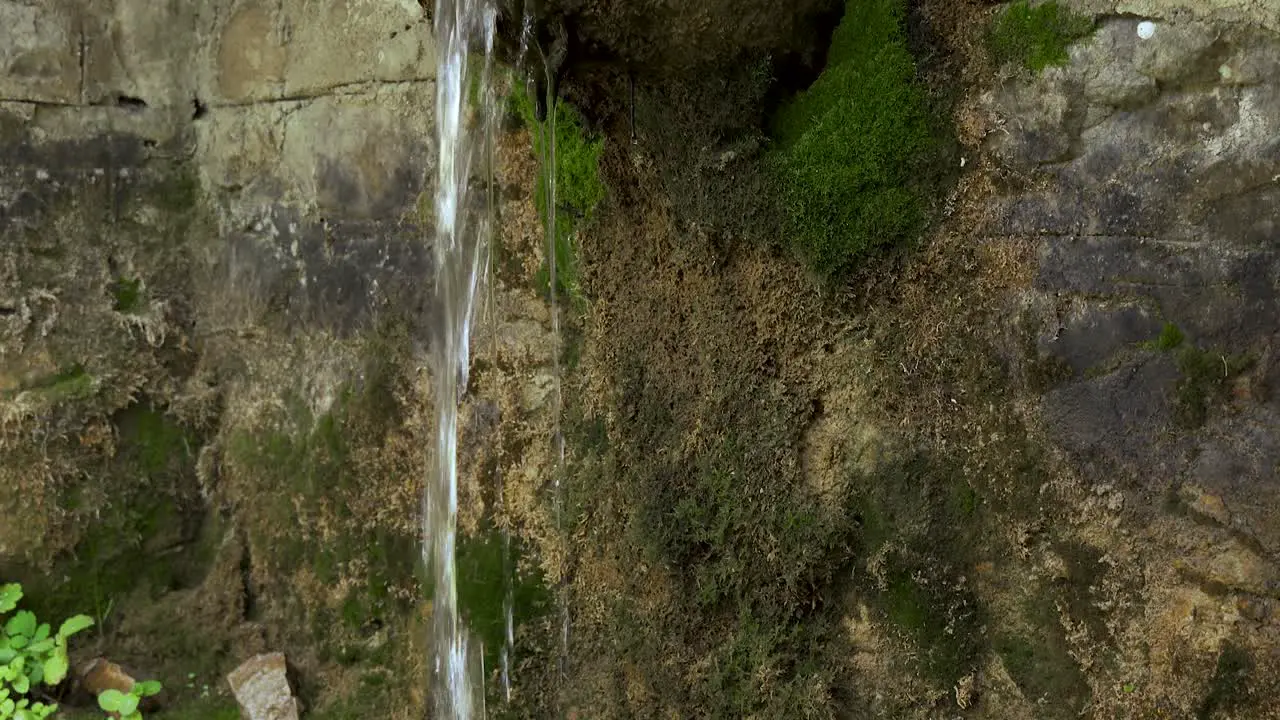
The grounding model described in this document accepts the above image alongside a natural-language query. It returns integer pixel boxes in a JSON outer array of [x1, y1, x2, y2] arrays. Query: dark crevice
[[192, 97, 208, 120], [239, 538, 259, 621], [115, 94, 148, 110]]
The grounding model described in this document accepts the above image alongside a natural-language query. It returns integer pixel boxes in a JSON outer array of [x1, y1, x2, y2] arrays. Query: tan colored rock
[[1073, 0, 1280, 33], [79, 658, 137, 696], [0, 0, 82, 104], [99, 0, 200, 108], [1180, 484, 1232, 525], [217, 3, 287, 103], [228, 653, 300, 720], [196, 82, 433, 220], [212, 0, 432, 104], [279, 0, 434, 97]]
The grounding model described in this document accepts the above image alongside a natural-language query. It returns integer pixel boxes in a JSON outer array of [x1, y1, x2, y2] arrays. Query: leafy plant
[[989, 0, 1095, 72], [98, 680, 162, 720], [0, 583, 94, 720]]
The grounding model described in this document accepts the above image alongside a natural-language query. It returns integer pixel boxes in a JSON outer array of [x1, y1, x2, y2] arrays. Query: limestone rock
[[228, 653, 300, 720], [987, 11, 1280, 557], [0, 1, 82, 104]]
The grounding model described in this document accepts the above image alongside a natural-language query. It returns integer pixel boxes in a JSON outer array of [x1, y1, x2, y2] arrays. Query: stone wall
[[0, 1, 448, 714]]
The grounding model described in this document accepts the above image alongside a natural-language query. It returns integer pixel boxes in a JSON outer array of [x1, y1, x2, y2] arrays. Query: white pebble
[[1137, 21, 1156, 39]]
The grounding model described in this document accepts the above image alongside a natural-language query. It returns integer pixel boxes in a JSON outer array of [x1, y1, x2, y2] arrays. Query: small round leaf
[[5, 611, 36, 639], [41, 653, 68, 686], [98, 688, 127, 712], [116, 692, 139, 715], [55, 615, 93, 640], [134, 679, 163, 696], [0, 584, 22, 614]]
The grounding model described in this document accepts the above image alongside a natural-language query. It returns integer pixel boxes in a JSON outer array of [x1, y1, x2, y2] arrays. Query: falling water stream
[[429, 0, 572, 715], [427, 0, 498, 716]]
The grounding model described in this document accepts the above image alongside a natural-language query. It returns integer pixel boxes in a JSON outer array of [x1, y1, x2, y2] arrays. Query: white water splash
[[427, 0, 498, 717]]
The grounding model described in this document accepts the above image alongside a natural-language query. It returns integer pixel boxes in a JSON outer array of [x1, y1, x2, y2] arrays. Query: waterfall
[[427, 0, 498, 716]]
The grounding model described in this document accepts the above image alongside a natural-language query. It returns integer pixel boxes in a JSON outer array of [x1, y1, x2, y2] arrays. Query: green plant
[[769, 0, 943, 281], [98, 680, 162, 720], [111, 278, 144, 314], [989, 1, 1095, 72], [510, 85, 604, 303], [1155, 321, 1185, 351], [0, 583, 94, 720]]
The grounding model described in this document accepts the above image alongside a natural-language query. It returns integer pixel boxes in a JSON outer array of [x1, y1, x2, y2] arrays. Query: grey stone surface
[[986, 12, 1280, 553], [0, 0, 442, 558]]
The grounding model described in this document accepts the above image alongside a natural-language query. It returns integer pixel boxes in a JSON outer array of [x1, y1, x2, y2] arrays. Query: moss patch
[[1198, 642, 1253, 719], [4, 364, 96, 403], [453, 527, 553, 689], [768, 0, 946, 281], [511, 88, 604, 304], [111, 277, 144, 314], [995, 589, 1091, 717], [14, 404, 206, 623], [1173, 345, 1249, 427], [1147, 324, 1251, 427], [989, 1, 1095, 72]]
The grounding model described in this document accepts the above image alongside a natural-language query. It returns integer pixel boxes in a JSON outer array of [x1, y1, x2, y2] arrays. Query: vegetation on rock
[[97, 680, 163, 720], [0, 584, 93, 720], [769, 0, 943, 281], [989, 0, 1095, 72], [511, 87, 604, 303]]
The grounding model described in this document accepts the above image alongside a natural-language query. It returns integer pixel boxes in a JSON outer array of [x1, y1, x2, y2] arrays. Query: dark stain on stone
[[221, 206, 433, 338]]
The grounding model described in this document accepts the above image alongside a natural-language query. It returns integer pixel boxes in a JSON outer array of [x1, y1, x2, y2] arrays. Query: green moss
[[1156, 321, 1185, 351], [155, 169, 200, 213], [989, 1, 1095, 72], [146, 696, 241, 720], [768, 0, 944, 281], [1173, 345, 1249, 428], [454, 528, 553, 681], [15, 405, 205, 627], [697, 611, 834, 718], [880, 556, 981, 683], [995, 629, 1089, 717], [511, 88, 604, 303], [1198, 642, 1253, 719], [640, 437, 855, 615], [6, 364, 97, 403], [995, 561, 1096, 718], [1142, 324, 1250, 427], [309, 670, 403, 720], [224, 361, 420, 674], [111, 277, 144, 313]]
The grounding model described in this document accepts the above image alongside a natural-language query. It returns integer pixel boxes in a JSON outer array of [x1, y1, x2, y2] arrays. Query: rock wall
[[981, 3, 1280, 715], [0, 0, 448, 715]]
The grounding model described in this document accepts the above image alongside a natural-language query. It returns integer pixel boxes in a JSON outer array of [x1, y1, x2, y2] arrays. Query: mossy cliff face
[[0, 0, 443, 715], [4, 0, 1280, 718], [524, 0, 1280, 718]]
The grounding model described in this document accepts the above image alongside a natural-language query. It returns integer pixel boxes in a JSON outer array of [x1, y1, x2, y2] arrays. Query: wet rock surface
[[987, 12, 1280, 547], [0, 0, 440, 716], [982, 5, 1280, 715]]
